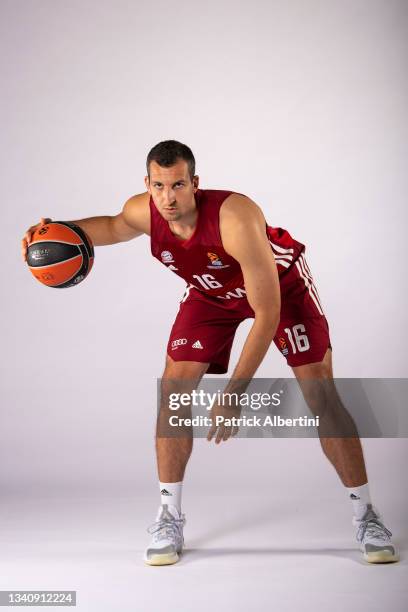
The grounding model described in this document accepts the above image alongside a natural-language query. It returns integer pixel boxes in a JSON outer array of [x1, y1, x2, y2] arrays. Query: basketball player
[[21, 140, 398, 566]]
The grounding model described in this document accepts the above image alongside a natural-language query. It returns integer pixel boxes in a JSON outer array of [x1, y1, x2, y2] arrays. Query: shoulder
[[123, 191, 150, 215], [124, 191, 150, 211], [219, 193, 271, 262], [220, 192, 265, 230], [122, 191, 150, 233]]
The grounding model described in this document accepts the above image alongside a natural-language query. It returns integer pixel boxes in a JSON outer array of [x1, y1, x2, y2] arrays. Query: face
[[145, 159, 199, 222]]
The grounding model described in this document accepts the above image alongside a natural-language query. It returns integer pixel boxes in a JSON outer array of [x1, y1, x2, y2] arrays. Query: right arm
[[21, 192, 150, 261]]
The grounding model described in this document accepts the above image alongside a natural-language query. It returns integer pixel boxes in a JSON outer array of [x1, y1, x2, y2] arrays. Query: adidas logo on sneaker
[[160, 489, 172, 496], [192, 340, 203, 349], [350, 494, 361, 500]]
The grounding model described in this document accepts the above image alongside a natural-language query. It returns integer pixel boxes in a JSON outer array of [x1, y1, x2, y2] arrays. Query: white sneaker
[[353, 504, 399, 563], [144, 504, 186, 566]]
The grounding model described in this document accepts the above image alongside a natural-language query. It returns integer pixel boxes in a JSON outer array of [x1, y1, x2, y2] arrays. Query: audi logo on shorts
[[171, 338, 188, 349]]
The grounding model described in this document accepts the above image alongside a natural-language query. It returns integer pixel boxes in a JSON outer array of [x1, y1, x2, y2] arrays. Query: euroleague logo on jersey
[[207, 252, 230, 269]]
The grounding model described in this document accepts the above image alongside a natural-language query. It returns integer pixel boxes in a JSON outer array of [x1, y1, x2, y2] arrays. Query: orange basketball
[[27, 222, 94, 288]]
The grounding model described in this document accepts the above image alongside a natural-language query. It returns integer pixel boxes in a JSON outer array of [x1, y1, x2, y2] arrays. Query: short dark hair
[[146, 140, 196, 180]]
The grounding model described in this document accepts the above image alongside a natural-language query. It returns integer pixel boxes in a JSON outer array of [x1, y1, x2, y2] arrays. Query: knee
[[299, 376, 337, 413], [159, 357, 208, 409]]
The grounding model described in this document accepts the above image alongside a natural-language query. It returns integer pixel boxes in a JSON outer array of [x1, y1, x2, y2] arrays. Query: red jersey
[[149, 189, 305, 301]]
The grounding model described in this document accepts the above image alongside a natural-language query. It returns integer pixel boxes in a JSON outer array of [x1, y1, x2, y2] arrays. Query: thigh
[[167, 294, 245, 374], [275, 254, 332, 367], [163, 354, 210, 380], [291, 346, 333, 379]]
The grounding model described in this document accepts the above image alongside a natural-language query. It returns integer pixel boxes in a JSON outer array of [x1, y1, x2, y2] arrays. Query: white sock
[[159, 481, 183, 512], [347, 483, 371, 520]]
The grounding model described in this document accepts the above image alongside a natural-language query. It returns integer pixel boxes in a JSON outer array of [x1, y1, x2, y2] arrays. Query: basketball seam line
[[29, 239, 83, 246], [58, 222, 93, 259], [51, 252, 87, 287]]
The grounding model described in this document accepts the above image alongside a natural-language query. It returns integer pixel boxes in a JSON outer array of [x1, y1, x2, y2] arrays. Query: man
[[22, 140, 398, 566]]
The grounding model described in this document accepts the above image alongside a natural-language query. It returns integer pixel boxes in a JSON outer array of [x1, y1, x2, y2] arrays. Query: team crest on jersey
[[161, 250, 175, 263], [278, 337, 289, 356], [207, 252, 230, 269]]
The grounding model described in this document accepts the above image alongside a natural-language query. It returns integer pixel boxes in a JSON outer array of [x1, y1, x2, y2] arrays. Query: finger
[[25, 228, 36, 244], [21, 238, 28, 261], [215, 425, 225, 445], [207, 422, 217, 441], [25, 218, 49, 245], [223, 428, 231, 442], [25, 226, 39, 245]]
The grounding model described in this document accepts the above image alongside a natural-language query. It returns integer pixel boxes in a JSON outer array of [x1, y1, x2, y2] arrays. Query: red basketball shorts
[[167, 252, 332, 373]]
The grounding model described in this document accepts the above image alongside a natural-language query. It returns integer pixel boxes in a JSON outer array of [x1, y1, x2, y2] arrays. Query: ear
[[193, 175, 199, 192], [144, 175, 151, 193]]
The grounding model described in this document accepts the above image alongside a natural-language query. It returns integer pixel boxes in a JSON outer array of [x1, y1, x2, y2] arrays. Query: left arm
[[207, 194, 281, 443], [220, 194, 281, 391]]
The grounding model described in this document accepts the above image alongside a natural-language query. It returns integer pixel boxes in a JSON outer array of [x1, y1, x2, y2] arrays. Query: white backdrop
[[1, 0, 407, 497]]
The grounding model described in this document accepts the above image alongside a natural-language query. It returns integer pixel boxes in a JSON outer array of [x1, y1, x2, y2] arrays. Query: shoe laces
[[147, 515, 185, 543], [356, 516, 392, 543]]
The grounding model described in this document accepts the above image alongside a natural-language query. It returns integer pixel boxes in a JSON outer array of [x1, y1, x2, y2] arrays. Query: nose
[[162, 188, 176, 206]]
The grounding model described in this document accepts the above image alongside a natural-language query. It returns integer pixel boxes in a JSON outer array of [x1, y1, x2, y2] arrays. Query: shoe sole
[[144, 551, 180, 566], [364, 551, 399, 563]]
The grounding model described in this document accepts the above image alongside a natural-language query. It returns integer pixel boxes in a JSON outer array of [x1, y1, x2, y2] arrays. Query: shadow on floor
[[179, 546, 401, 566]]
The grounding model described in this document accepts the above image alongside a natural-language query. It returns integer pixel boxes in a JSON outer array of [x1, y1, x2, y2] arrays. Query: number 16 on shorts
[[284, 323, 310, 354]]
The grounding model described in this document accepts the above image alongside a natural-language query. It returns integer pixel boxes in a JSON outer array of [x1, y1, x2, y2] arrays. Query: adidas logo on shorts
[[192, 340, 203, 349]]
